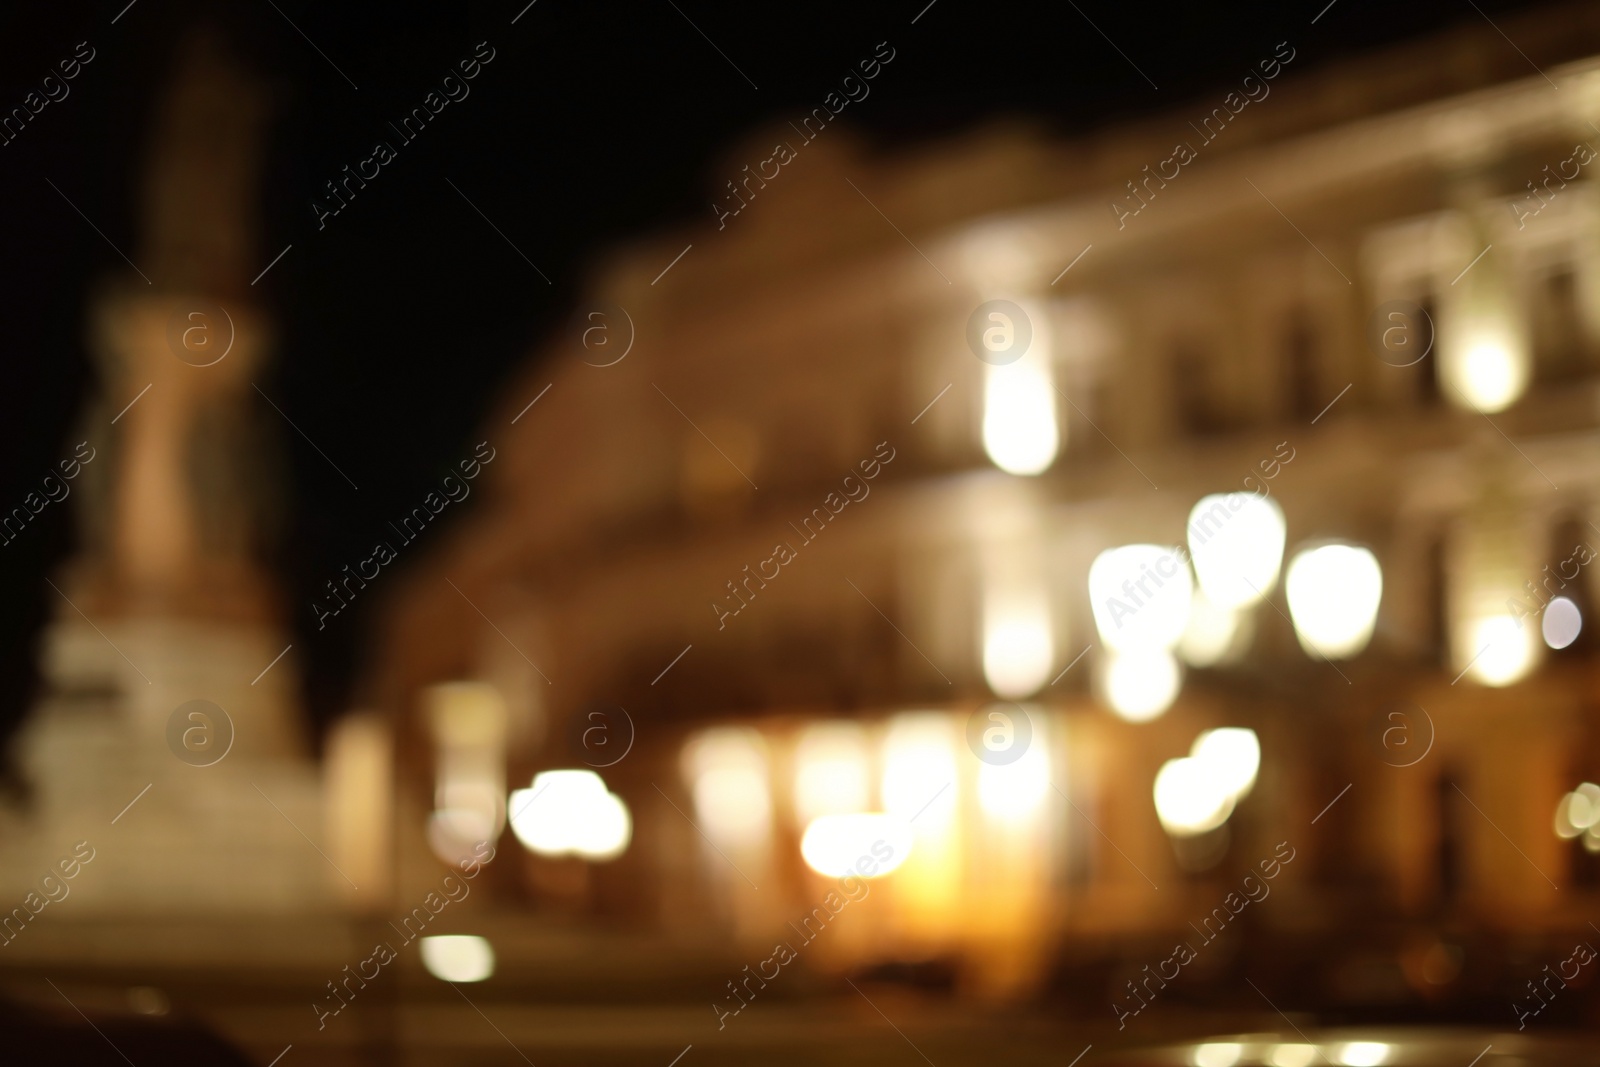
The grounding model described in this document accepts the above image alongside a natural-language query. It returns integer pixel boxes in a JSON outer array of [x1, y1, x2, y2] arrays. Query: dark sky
[[0, 0, 1559, 749]]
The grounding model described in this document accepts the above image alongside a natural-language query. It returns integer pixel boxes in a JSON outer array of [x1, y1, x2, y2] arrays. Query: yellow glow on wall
[[882, 714, 958, 829], [976, 723, 1050, 822], [793, 721, 870, 824], [880, 713, 963, 947], [1463, 612, 1536, 686], [323, 712, 392, 907], [682, 726, 772, 849], [966, 712, 1055, 998], [981, 586, 1054, 699], [1440, 239, 1528, 413]]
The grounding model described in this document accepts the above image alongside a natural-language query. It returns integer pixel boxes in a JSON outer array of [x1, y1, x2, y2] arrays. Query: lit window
[[982, 357, 1059, 475]]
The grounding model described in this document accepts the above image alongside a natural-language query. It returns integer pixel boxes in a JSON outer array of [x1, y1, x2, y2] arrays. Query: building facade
[[353, 1, 1600, 1025]]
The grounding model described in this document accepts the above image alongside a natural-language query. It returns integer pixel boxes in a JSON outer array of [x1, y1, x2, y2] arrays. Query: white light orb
[[1544, 596, 1582, 650], [419, 935, 495, 983], [1559, 782, 1600, 839], [1187, 493, 1286, 608], [1465, 613, 1535, 687], [1190, 727, 1260, 802], [1580, 782, 1600, 812], [799, 813, 912, 878], [1557, 792, 1589, 839], [1153, 756, 1234, 837], [582, 792, 632, 860], [982, 361, 1059, 475], [1089, 545, 1193, 652], [1100, 647, 1182, 722], [1284, 544, 1382, 659], [508, 770, 631, 861], [1456, 338, 1526, 412]]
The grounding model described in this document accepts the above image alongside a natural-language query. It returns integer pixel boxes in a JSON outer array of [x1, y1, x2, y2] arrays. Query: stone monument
[[0, 32, 334, 916]]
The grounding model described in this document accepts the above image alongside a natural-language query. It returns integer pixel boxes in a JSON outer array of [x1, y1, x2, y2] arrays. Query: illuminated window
[[982, 360, 1059, 475], [1438, 242, 1529, 413]]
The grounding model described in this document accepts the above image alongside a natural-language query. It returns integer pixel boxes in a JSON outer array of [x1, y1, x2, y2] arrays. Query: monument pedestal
[[0, 616, 333, 914]]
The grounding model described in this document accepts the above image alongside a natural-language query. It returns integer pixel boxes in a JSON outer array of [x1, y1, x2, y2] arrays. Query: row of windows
[[1165, 267, 1597, 435]]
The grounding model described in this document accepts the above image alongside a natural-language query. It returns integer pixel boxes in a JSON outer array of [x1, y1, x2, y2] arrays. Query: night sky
[[0, 0, 1559, 750]]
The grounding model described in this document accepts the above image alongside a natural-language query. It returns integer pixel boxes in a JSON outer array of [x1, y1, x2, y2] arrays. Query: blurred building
[[10, 6, 1600, 1064], [361, 0, 1600, 1021]]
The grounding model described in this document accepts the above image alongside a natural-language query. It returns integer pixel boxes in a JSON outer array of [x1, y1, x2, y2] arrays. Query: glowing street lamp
[[799, 813, 912, 878], [1187, 493, 1286, 608], [981, 586, 1054, 698], [1153, 757, 1234, 837], [509, 770, 631, 861], [1098, 646, 1182, 722], [1284, 543, 1383, 659], [1088, 544, 1193, 653], [1191, 727, 1260, 802], [982, 358, 1059, 475]]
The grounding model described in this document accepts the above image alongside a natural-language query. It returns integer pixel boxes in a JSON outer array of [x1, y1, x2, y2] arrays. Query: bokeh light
[[509, 770, 631, 861], [1187, 493, 1286, 608], [419, 935, 495, 983], [1284, 544, 1383, 659]]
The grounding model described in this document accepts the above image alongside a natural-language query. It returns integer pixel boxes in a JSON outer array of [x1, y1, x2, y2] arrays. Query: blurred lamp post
[[1284, 543, 1383, 659]]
